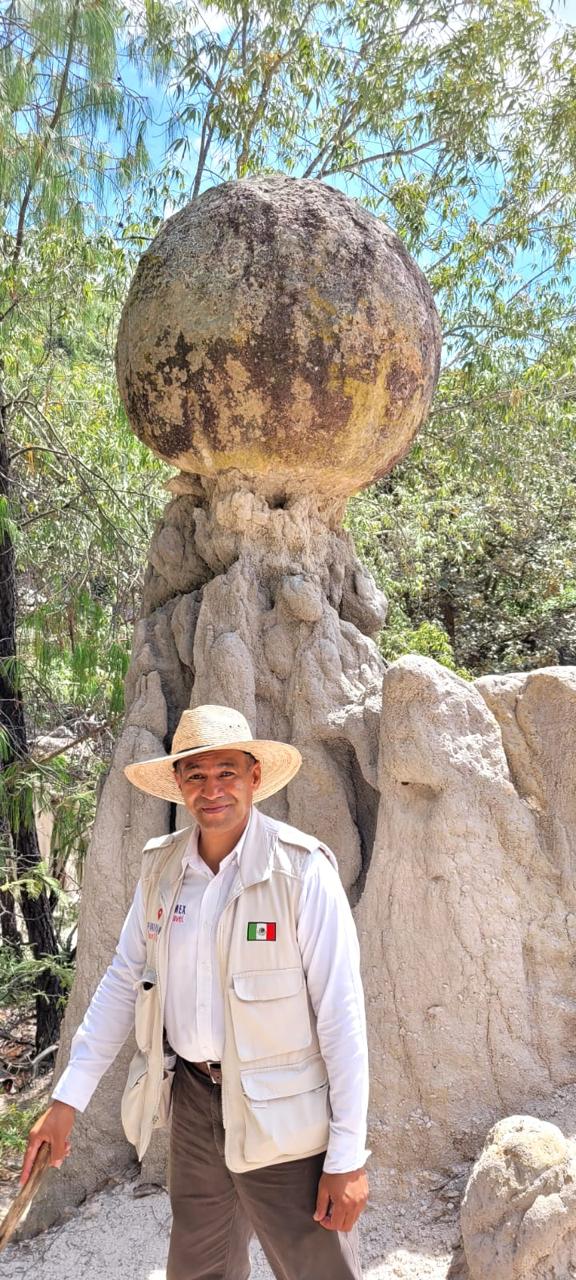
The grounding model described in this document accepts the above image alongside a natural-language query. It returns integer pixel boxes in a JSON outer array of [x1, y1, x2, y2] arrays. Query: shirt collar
[[181, 807, 254, 875]]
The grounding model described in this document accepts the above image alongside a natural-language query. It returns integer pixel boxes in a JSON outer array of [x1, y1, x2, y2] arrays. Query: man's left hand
[[313, 1167, 369, 1232]]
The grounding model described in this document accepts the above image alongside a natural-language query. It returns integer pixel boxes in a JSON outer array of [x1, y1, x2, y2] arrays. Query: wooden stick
[[0, 1143, 51, 1253]]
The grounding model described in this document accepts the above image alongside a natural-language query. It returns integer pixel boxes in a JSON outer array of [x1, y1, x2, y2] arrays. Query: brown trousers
[[167, 1058, 363, 1280]]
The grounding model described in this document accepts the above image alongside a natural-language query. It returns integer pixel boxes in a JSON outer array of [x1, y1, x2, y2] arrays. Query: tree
[[2, 0, 576, 1057], [136, 0, 576, 360], [0, 0, 160, 1052], [131, 1, 576, 675], [348, 330, 576, 675]]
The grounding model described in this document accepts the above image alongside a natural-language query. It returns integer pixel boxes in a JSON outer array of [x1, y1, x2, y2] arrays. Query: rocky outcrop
[[356, 657, 576, 1169], [461, 1115, 576, 1279], [116, 175, 441, 498], [34, 175, 576, 1279]]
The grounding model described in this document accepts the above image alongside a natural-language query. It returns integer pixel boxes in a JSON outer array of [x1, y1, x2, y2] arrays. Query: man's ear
[[251, 759, 262, 789], [173, 763, 183, 793]]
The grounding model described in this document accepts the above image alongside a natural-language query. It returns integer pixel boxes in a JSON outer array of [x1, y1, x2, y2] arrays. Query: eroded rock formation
[[461, 1115, 576, 1279], [357, 657, 576, 1170], [31, 174, 576, 1258]]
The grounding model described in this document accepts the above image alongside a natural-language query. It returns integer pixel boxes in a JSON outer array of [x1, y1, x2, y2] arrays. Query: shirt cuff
[[322, 1141, 371, 1174], [51, 1063, 99, 1113]]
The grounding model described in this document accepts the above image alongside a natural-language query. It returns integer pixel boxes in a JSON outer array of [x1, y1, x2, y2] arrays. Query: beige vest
[[121, 808, 336, 1172]]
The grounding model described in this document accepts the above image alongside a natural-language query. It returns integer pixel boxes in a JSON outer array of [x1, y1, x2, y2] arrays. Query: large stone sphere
[[116, 175, 441, 497]]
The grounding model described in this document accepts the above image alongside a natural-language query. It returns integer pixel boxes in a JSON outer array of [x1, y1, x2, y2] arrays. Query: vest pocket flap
[[125, 1048, 148, 1091], [240, 1054, 328, 1102], [232, 967, 303, 1002]]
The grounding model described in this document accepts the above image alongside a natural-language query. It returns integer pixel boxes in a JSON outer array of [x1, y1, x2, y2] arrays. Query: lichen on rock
[[116, 175, 441, 497]]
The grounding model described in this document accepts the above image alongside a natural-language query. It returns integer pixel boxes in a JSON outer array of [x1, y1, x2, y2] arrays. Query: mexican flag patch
[[247, 921, 277, 941]]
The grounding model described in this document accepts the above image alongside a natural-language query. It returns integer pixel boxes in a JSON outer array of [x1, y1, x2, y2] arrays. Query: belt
[[183, 1058, 222, 1084]]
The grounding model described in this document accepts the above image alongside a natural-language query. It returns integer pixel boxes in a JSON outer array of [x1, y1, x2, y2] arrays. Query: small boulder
[[461, 1115, 576, 1279]]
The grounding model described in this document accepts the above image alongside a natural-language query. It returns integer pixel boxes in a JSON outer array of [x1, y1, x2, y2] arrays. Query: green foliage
[[1, 858, 67, 903], [0, 940, 74, 1012], [0, 1103, 44, 1163], [0, 2, 168, 1049], [380, 618, 467, 676], [1, 0, 576, 1055], [347, 335, 576, 674]]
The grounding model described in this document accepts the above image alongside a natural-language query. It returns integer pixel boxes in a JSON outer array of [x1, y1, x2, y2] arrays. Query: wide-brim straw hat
[[124, 704, 302, 805]]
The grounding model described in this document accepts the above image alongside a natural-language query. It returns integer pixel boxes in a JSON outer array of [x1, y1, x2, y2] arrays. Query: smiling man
[[21, 705, 369, 1280]]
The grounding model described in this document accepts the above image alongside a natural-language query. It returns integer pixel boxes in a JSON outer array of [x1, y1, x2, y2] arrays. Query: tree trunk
[[0, 816, 22, 952], [0, 383, 63, 1053], [0, 888, 22, 953]]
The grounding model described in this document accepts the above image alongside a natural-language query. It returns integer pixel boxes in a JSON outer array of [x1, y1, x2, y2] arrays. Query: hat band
[[171, 744, 208, 768], [171, 742, 256, 769]]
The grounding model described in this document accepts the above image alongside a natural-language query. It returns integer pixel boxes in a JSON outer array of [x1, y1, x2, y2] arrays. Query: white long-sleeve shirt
[[53, 812, 370, 1173]]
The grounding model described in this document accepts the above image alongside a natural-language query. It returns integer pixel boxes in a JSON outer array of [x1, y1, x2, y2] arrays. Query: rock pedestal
[[32, 175, 576, 1263], [30, 175, 441, 1228]]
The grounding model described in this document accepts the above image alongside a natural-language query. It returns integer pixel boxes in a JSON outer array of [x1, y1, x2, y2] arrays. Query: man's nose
[[201, 776, 224, 798]]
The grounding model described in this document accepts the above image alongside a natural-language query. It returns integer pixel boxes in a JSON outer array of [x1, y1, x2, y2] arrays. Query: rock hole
[[321, 738, 379, 907], [399, 781, 441, 801]]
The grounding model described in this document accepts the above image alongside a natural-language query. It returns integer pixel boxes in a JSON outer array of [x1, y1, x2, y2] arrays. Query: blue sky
[[118, 0, 576, 215], [113, 0, 576, 324]]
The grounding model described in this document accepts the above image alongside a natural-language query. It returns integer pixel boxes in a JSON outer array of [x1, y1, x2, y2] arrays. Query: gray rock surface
[[356, 657, 576, 1170], [461, 1115, 576, 1279], [116, 175, 441, 497]]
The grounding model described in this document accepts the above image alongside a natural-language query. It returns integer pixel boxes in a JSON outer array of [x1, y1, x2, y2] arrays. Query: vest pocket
[[155, 1054, 177, 1128], [229, 967, 312, 1061], [134, 968, 158, 1052], [121, 1050, 148, 1146], [240, 1054, 330, 1163], [121, 1048, 176, 1149]]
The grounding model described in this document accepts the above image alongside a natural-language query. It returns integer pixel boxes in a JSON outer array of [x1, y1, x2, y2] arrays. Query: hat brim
[[123, 739, 302, 805]]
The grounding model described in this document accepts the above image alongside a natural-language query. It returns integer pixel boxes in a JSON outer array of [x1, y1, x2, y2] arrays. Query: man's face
[[174, 748, 261, 832]]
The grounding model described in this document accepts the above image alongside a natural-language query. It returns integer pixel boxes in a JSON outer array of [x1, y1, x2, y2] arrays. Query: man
[[22, 704, 369, 1279]]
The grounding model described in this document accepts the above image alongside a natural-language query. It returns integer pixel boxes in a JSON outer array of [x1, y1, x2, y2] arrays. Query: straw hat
[[123, 705, 302, 805]]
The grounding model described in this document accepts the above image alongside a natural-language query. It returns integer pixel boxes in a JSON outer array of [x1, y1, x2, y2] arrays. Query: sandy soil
[[6, 1082, 576, 1278], [0, 1166, 466, 1280]]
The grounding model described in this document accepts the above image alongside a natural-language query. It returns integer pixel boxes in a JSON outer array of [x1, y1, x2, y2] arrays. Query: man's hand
[[20, 1101, 76, 1188], [313, 1167, 369, 1232]]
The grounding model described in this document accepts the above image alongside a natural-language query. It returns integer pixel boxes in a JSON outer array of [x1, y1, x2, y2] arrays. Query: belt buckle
[[206, 1060, 222, 1085]]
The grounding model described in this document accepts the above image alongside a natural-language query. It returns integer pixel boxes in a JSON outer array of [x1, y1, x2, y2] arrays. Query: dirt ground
[[0, 1081, 468, 1278], [6, 1076, 576, 1278], [0, 1161, 468, 1280]]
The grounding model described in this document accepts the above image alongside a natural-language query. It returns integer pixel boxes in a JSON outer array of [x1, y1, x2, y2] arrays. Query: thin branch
[[32, 721, 111, 765], [18, 503, 73, 528], [12, 0, 82, 265], [236, 1, 320, 176], [191, 19, 243, 199], [322, 137, 443, 180], [236, 59, 277, 176], [0, 297, 21, 324], [13, 415, 148, 539]]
